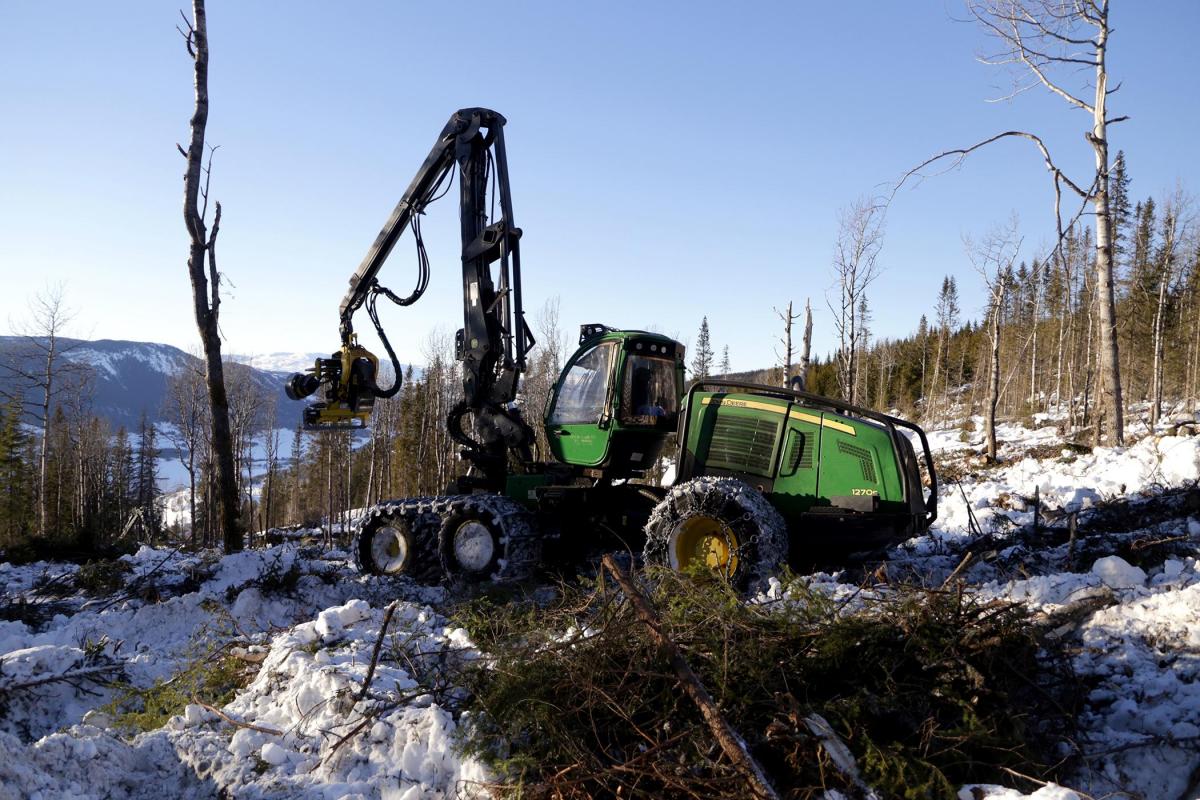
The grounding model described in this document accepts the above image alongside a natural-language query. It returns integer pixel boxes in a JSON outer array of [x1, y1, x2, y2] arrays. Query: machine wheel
[[354, 507, 441, 581], [643, 477, 787, 589], [438, 496, 541, 582]]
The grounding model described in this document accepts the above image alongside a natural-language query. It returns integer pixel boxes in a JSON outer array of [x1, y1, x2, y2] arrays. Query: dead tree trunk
[[799, 298, 813, 391], [986, 285, 1003, 461], [1029, 273, 1041, 408], [774, 301, 798, 386], [1089, 8, 1124, 444], [180, 0, 241, 552], [1150, 269, 1169, 429]]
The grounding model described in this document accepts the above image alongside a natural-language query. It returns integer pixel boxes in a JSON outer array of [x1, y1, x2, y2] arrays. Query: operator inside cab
[[622, 355, 678, 426]]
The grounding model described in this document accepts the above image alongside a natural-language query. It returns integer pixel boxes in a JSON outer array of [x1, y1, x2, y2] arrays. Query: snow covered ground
[[0, 547, 489, 799], [2, 414, 1198, 799]]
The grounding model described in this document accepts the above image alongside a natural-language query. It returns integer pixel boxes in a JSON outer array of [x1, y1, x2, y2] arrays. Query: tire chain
[[644, 477, 788, 588], [353, 494, 540, 583]]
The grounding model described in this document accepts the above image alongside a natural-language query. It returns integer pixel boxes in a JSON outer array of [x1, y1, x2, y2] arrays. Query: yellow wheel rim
[[669, 516, 739, 577]]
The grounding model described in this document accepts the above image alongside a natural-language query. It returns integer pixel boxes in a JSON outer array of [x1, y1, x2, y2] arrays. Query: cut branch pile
[[452, 570, 1080, 799]]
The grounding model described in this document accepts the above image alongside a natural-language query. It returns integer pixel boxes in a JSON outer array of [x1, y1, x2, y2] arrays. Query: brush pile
[[453, 566, 1080, 799]]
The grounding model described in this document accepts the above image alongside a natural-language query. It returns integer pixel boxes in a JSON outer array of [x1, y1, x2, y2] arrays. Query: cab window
[[620, 355, 678, 426], [548, 343, 614, 425]]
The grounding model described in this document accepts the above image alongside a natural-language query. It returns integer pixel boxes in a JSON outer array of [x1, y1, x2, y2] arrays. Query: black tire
[[354, 507, 441, 582], [438, 496, 540, 582], [643, 477, 787, 590]]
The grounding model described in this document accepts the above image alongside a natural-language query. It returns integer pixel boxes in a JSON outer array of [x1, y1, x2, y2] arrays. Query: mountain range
[[0, 336, 313, 430]]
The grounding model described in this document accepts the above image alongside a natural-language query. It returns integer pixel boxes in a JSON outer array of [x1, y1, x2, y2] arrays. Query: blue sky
[[1, 2, 1197, 371]]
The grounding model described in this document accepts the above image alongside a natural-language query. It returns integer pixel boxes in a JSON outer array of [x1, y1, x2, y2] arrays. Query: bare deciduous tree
[[900, 0, 1127, 442], [829, 198, 885, 405], [2, 284, 89, 538], [774, 301, 799, 387], [967, 220, 1023, 461], [1149, 190, 1192, 428], [163, 365, 208, 544], [799, 299, 812, 391], [179, 0, 241, 551]]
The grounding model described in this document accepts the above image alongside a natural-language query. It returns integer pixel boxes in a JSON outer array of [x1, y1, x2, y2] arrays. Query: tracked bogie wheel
[[643, 477, 787, 590], [438, 495, 541, 583], [354, 504, 441, 582]]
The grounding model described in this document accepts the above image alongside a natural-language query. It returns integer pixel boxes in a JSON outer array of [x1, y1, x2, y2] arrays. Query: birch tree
[[968, 221, 1023, 461], [2, 285, 89, 538], [163, 366, 207, 544], [1149, 190, 1192, 428], [901, 0, 1127, 443], [829, 198, 885, 404]]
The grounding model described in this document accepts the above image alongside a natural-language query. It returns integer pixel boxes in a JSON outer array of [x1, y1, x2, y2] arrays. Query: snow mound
[[0, 543, 486, 798], [1090, 555, 1146, 589]]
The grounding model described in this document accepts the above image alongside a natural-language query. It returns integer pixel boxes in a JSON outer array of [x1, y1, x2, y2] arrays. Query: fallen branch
[[90, 546, 184, 612], [940, 552, 975, 589], [1035, 587, 1115, 641], [0, 663, 122, 694], [600, 555, 781, 800], [190, 696, 283, 736], [803, 713, 881, 800], [358, 600, 398, 702], [1131, 534, 1188, 552], [322, 688, 431, 766]]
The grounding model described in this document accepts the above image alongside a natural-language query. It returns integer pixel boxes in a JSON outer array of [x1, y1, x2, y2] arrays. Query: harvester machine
[[285, 108, 937, 587]]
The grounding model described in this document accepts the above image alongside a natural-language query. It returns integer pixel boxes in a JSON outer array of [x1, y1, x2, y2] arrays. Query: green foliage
[[0, 399, 34, 546], [692, 316, 714, 379], [75, 558, 132, 596], [451, 572, 1077, 799], [104, 650, 254, 734]]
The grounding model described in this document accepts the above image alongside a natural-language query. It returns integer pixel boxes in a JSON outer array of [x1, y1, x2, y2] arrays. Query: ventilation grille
[[705, 415, 779, 476], [837, 440, 877, 483], [785, 432, 813, 471]]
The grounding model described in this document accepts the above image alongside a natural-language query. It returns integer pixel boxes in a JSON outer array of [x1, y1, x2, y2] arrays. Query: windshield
[[548, 343, 615, 425], [620, 355, 678, 426]]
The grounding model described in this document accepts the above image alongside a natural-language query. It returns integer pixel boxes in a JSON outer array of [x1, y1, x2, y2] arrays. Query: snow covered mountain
[[228, 351, 328, 375], [0, 336, 302, 430]]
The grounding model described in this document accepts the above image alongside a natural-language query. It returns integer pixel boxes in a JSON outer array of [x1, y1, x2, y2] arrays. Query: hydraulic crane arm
[[287, 108, 535, 487]]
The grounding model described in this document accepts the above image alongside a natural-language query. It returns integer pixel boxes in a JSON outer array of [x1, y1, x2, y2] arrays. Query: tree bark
[[799, 298, 812, 391], [181, 0, 241, 551], [1090, 7, 1124, 444], [37, 333, 55, 537], [1151, 267, 1169, 429], [986, 282, 1004, 461]]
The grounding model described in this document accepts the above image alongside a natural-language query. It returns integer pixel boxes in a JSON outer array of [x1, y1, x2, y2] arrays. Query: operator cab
[[544, 324, 685, 476]]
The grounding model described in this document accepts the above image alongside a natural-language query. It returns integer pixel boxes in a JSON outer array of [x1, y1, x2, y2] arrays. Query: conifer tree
[[135, 410, 161, 540], [0, 400, 32, 544], [110, 426, 135, 540], [692, 317, 714, 379], [1109, 151, 1132, 269]]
